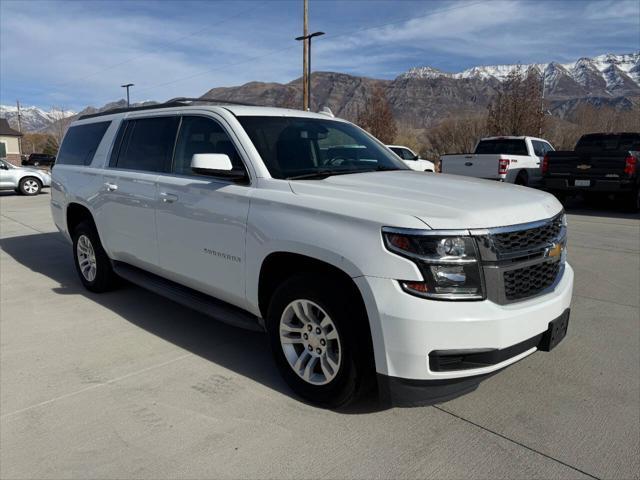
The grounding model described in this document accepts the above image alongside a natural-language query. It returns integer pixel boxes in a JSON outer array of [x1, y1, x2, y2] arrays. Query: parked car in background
[[0, 158, 51, 195], [22, 153, 56, 167], [543, 132, 639, 211], [52, 102, 572, 407], [388, 145, 435, 172], [440, 136, 554, 186]]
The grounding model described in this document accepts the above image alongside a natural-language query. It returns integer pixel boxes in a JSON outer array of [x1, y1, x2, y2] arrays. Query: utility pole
[[121, 83, 134, 107], [302, 0, 308, 110], [16, 100, 23, 154]]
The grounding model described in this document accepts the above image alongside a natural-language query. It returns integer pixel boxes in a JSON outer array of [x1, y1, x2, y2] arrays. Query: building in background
[[0, 118, 23, 165]]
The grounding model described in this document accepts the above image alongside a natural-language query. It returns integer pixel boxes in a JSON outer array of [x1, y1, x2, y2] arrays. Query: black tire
[[18, 177, 42, 195], [266, 274, 374, 408], [552, 191, 567, 205], [514, 172, 528, 186], [72, 221, 118, 293], [622, 187, 640, 213]]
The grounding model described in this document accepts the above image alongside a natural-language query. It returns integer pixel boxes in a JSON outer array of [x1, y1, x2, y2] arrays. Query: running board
[[112, 261, 264, 332]]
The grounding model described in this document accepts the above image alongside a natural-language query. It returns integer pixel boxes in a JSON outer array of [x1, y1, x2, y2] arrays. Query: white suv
[[51, 102, 573, 407]]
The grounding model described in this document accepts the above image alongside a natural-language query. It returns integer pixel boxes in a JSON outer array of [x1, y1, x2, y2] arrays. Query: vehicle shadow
[[1, 231, 401, 413]]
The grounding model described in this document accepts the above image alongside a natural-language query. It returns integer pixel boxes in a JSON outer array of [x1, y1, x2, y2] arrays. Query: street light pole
[[302, 0, 308, 110], [121, 83, 134, 107], [295, 31, 324, 110]]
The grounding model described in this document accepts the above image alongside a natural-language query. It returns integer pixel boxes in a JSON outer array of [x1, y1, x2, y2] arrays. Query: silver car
[[0, 159, 51, 195]]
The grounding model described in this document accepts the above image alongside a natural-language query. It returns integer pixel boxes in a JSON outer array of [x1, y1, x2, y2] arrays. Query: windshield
[[237, 116, 407, 179]]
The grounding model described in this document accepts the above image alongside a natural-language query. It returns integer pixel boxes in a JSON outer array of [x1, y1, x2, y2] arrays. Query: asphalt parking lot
[[1, 192, 638, 480]]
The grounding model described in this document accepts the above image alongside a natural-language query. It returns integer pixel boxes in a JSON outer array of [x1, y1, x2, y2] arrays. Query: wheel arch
[[66, 202, 97, 235], [257, 251, 365, 321]]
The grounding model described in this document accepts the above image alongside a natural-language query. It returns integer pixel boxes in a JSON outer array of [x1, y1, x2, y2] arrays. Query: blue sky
[[1, 0, 638, 110]]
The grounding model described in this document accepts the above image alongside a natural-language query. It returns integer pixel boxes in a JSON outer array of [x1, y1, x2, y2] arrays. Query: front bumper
[[355, 263, 573, 383]]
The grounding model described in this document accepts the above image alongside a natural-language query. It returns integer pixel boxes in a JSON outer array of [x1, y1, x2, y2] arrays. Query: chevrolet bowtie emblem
[[545, 243, 563, 258], [577, 164, 591, 170]]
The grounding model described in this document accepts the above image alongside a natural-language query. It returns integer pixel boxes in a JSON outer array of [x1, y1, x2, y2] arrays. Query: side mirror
[[191, 153, 247, 181]]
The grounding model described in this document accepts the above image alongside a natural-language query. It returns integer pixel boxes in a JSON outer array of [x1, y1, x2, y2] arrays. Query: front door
[[155, 115, 251, 308], [97, 115, 179, 273]]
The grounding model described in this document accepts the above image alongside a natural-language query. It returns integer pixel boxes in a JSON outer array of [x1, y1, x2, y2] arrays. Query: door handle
[[104, 182, 118, 192], [159, 192, 178, 203], [465, 162, 473, 166]]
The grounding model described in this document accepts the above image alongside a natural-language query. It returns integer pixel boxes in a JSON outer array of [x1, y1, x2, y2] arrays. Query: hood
[[288, 171, 562, 230], [20, 166, 49, 175]]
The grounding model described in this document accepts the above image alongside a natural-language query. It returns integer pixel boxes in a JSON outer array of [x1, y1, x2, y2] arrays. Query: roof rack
[[165, 97, 259, 106], [78, 97, 259, 120]]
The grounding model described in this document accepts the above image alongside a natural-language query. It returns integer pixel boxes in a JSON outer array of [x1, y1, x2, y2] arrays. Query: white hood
[[289, 170, 562, 230]]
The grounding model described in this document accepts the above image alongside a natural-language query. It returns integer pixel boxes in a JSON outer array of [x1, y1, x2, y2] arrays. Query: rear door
[[99, 115, 179, 272], [155, 114, 252, 308]]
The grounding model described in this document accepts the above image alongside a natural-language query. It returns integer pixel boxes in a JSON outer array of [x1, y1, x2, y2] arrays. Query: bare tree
[[486, 66, 544, 136], [49, 106, 73, 149], [423, 115, 488, 163], [357, 85, 397, 144]]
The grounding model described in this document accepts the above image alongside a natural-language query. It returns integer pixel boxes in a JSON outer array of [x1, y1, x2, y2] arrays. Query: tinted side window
[[116, 117, 179, 172], [532, 140, 545, 157], [400, 148, 416, 160], [172, 116, 244, 176], [57, 122, 111, 165]]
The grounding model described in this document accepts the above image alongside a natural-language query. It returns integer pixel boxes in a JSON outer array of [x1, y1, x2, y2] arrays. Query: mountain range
[[0, 105, 76, 132], [2, 52, 638, 133]]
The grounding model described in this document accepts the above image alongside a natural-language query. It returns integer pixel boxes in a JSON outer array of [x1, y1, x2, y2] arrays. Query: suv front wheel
[[266, 274, 373, 408]]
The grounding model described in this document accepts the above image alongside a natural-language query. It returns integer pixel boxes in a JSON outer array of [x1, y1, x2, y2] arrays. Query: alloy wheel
[[279, 299, 342, 386], [76, 235, 97, 282], [23, 179, 39, 194]]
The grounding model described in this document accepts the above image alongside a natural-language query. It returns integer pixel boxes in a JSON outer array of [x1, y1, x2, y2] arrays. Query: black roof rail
[[77, 97, 260, 120], [78, 101, 188, 120], [166, 97, 260, 106]]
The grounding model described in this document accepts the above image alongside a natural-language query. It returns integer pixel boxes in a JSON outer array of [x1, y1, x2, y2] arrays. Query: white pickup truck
[[441, 136, 555, 186], [51, 102, 572, 407]]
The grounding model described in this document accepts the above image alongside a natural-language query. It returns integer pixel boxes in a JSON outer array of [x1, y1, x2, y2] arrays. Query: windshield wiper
[[287, 169, 356, 180], [287, 166, 401, 180]]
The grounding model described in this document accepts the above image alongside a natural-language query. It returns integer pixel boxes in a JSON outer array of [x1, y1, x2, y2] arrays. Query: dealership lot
[[1, 192, 638, 480]]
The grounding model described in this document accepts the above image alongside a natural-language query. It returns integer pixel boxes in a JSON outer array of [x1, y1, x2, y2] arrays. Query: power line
[[135, 0, 484, 97]]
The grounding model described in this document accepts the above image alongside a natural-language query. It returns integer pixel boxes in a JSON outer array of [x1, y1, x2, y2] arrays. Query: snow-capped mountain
[[399, 53, 640, 97], [0, 105, 76, 132]]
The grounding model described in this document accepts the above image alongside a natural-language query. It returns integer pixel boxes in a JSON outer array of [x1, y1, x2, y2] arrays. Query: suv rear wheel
[[19, 177, 42, 195], [72, 221, 118, 292], [266, 274, 373, 408]]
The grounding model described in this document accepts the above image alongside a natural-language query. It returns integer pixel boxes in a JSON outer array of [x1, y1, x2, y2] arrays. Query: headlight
[[382, 228, 484, 300]]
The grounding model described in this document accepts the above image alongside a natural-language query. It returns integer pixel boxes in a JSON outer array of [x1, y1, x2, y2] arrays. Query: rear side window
[[531, 140, 553, 157], [56, 122, 110, 166], [113, 116, 179, 172], [475, 139, 528, 156]]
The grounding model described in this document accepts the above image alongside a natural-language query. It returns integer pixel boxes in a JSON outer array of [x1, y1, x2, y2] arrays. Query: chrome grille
[[503, 260, 561, 301], [473, 212, 566, 304], [491, 214, 563, 255]]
